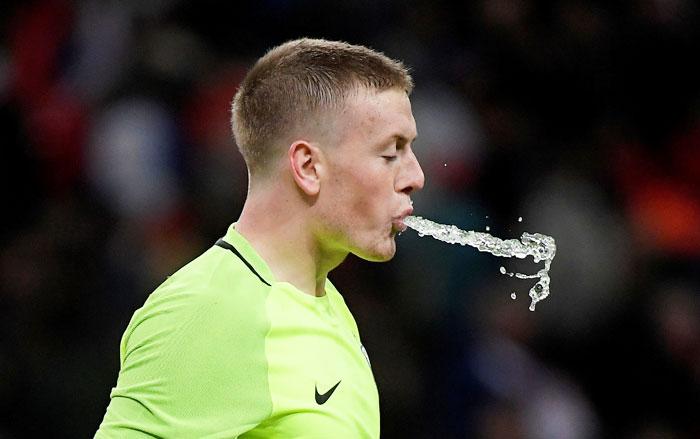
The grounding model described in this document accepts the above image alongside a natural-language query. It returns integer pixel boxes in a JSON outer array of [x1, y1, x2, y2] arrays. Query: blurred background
[[2, 0, 699, 437]]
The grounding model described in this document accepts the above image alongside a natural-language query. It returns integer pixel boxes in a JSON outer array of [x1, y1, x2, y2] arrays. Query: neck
[[235, 183, 346, 297]]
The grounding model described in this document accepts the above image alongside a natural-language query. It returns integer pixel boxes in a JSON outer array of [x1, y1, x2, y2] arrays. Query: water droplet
[[511, 292, 517, 300], [518, 216, 523, 222], [485, 226, 490, 231], [443, 163, 447, 167], [499, 266, 507, 274]]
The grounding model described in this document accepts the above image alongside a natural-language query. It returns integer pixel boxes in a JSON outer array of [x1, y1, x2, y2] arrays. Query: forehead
[[336, 87, 417, 146]]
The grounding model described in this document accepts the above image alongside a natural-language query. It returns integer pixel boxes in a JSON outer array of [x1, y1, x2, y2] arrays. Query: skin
[[236, 86, 425, 297]]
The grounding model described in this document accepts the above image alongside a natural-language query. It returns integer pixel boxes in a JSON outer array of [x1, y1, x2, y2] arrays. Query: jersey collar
[[221, 223, 277, 285]]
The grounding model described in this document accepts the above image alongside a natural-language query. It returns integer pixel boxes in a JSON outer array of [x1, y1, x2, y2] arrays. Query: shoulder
[[148, 243, 270, 313], [121, 244, 272, 361], [104, 245, 275, 437]]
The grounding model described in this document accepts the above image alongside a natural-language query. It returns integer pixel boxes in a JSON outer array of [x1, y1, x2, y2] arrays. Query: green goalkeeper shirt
[[95, 224, 380, 438]]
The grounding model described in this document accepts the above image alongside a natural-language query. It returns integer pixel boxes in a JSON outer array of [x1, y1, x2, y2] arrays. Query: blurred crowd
[[2, 0, 699, 437]]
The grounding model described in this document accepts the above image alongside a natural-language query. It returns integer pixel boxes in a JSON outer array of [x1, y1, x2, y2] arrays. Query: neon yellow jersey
[[95, 224, 380, 438]]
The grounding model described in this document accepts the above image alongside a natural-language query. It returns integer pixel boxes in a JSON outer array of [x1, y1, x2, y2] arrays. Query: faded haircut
[[231, 38, 413, 176]]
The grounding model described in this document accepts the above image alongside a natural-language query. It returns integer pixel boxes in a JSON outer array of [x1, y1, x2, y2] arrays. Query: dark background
[[2, 0, 700, 437]]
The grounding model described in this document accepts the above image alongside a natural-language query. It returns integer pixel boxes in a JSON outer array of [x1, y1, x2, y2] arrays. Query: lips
[[392, 207, 414, 233]]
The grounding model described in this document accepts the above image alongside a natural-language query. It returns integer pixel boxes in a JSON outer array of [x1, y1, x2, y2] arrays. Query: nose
[[397, 149, 425, 194]]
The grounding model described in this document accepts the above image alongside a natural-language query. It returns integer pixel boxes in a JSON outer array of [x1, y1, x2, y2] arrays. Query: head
[[232, 38, 424, 261]]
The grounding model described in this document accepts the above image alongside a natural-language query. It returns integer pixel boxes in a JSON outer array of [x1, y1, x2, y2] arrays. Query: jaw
[[351, 232, 397, 262], [315, 203, 399, 263]]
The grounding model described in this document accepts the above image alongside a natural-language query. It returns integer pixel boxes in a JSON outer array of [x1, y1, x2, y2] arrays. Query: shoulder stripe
[[215, 238, 272, 286]]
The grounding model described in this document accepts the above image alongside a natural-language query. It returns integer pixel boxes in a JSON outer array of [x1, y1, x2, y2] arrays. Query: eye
[[382, 155, 398, 162]]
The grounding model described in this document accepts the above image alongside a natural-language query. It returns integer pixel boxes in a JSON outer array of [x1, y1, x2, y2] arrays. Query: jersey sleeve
[[95, 275, 273, 438]]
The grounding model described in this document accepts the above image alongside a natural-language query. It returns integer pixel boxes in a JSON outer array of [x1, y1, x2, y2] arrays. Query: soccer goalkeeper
[[95, 38, 424, 438]]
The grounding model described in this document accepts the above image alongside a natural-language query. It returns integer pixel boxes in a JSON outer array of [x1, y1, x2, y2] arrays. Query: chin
[[354, 240, 396, 262]]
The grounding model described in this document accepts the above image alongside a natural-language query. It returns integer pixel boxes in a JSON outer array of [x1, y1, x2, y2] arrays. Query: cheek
[[324, 161, 394, 231], [345, 170, 387, 213], [352, 182, 396, 236]]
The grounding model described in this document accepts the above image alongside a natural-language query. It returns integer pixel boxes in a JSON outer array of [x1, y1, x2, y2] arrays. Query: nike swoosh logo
[[315, 380, 341, 405]]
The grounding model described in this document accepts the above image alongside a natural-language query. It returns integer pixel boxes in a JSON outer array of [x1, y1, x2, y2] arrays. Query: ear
[[288, 140, 322, 196]]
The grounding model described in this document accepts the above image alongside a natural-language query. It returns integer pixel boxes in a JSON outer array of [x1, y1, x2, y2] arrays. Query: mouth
[[392, 207, 414, 233]]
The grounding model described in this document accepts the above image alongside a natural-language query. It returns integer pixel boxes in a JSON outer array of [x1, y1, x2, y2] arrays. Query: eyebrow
[[386, 133, 418, 147]]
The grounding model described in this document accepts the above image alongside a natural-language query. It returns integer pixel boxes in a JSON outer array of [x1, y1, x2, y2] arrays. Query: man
[[96, 38, 424, 437]]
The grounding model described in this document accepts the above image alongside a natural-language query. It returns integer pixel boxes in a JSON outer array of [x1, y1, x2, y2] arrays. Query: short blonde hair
[[231, 38, 413, 175]]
